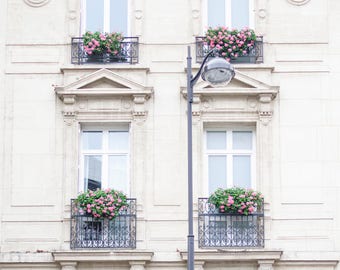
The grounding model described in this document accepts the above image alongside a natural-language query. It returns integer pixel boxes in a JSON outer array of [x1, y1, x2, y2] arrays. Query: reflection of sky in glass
[[110, 0, 128, 34], [108, 155, 128, 193], [208, 156, 227, 194], [233, 131, 252, 150], [109, 131, 129, 151], [231, 0, 249, 29], [86, 0, 104, 32], [84, 155, 102, 190], [207, 131, 226, 150], [82, 131, 102, 150], [233, 155, 251, 188], [208, 0, 225, 27]]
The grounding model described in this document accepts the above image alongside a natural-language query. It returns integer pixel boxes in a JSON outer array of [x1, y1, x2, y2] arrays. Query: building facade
[[0, 0, 340, 270]]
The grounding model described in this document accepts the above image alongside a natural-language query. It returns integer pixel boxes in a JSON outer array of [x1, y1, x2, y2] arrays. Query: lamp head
[[201, 57, 235, 85]]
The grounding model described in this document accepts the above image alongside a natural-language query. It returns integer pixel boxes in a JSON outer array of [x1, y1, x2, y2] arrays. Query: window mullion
[[104, 0, 110, 32], [226, 0, 232, 28]]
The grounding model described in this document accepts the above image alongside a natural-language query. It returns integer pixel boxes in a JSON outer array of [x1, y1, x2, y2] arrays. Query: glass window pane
[[208, 0, 225, 27], [109, 131, 129, 151], [208, 155, 227, 194], [233, 155, 251, 188], [82, 131, 103, 150], [110, 0, 128, 35], [231, 0, 249, 29], [108, 155, 128, 193], [233, 131, 252, 150], [207, 131, 226, 150], [86, 0, 104, 32], [84, 155, 102, 191]]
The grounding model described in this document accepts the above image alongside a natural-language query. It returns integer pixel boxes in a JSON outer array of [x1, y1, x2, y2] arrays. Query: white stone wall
[[1, 0, 340, 269]]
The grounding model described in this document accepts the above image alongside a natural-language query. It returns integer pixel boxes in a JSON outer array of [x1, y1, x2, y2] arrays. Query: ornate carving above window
[[181, 70, 279, 125], [286, 0, 311, 6], [23, 0, 50, 7], [55, 69, 153, 122]]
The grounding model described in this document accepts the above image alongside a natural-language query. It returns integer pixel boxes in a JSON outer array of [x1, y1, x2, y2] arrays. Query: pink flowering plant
[[82, 31, 123, 56], [208, 187, 264, 215], [204, 27, 257, 62], [74, 188, 128, 219]]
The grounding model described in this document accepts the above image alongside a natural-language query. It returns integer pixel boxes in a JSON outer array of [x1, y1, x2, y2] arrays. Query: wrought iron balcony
[[71, 37, 139, 64], [70, 198, 136, 249], [198, 198, 264, 248], [195, 36, 263, 64]]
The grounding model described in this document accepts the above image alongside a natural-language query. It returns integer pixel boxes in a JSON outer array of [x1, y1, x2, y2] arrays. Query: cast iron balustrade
[[71, 37, 139, 64], [198, 198, 264, 248], [70, 198, 136, 249], [195, 36, 263, 64]]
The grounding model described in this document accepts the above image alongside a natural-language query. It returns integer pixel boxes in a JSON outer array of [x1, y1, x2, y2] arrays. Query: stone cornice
[[180, 249, 282, 262], [52, 251, 154, 263]]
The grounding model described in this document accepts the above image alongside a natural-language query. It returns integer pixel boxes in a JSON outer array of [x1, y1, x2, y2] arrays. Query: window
[[81, 0, 129, 35], [80, 124, 130, 194], [204, 127, 256, 194], [203, 0, 254, 29]]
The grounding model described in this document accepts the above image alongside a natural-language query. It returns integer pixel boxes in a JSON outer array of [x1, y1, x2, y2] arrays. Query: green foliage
[[75, 189, 128, 219], [82, 31, 123, 56], [208, 187, 263, 215], [204, 27, 257, 61]]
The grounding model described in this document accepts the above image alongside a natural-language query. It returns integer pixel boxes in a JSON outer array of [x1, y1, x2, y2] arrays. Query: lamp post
[[186, 46, 235, 270]]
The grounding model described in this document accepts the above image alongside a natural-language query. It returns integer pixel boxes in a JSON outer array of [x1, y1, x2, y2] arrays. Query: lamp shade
[[201, 58, 235, 85]]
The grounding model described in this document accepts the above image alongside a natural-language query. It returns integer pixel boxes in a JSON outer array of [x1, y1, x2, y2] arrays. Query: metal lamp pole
[[186, 45, 235, 270]]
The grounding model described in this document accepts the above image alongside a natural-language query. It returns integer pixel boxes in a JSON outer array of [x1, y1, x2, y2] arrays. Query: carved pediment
[[181, 70, 279, 124], [54, 69, 153, 120], [55, 68, 153, 98]]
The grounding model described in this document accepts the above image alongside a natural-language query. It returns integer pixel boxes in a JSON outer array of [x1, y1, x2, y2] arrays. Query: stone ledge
[[52, 250, 154, 263], [180, 249, 283, 262]]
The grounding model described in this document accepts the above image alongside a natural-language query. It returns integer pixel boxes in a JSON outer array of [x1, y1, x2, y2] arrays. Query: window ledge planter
[[71, 33, 139, 65], [196, 27, 263, 64], [70, 189, 136, 249], [198, 187, 264, 248]]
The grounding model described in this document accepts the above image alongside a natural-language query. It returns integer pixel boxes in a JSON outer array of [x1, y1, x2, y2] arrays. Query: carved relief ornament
[[23, 0, 50, 7]]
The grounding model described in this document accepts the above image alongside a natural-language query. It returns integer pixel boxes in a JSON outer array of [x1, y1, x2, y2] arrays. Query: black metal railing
[[71, 37, 139, 64], [70, 198, 136, 249], [198, 198, 264, 248], [195, 36, 263, 64]]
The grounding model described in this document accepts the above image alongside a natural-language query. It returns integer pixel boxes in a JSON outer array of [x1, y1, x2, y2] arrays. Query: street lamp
[[186, 46, 235, 270]]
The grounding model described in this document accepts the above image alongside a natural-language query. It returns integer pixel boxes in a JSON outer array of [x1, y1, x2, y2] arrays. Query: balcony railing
[[71, 37, 139, 64], [70, 198, 136, 249], [195, 36, 263, 64], [198, 198, 264, 248]]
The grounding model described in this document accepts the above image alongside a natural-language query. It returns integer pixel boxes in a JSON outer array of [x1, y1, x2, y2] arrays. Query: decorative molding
[[23, 0, 50, 7], [54, 69, 153, 121], [60, 262, 77, 270], [258, 260, 275, 270], [52, 251, 154, 263], [180, 250, 283, 262], [286, 0, 311, 6], [181, 70, 279, 123]]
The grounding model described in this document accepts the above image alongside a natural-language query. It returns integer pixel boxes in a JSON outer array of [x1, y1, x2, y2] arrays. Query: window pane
[[207, 131, 226, 150], [86, 0, 104, 32], [82, 131, 103, 150], [84, 155, 102, 191], [233, 155, 251, 188], [110, 0, 128, 35], [109, 131, 129, 151], [231, 0, 249, 29], [233, 131, 252, 150], [208, 0, 225, 27], [208, 155, 227, 194], [108, 155, 128, 193]]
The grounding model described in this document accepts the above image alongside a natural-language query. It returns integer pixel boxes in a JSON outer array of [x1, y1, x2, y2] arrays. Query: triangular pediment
[[55, 68, 153, 99], [79, 77, 129, 89], [181, 70, 279, 98]]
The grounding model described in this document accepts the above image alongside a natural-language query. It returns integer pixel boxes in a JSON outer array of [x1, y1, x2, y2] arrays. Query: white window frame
[[203, 126, 256, 195], [79, 123, 131, 195], [202, 0, 254, 30], [80, 0, 131, 35]]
